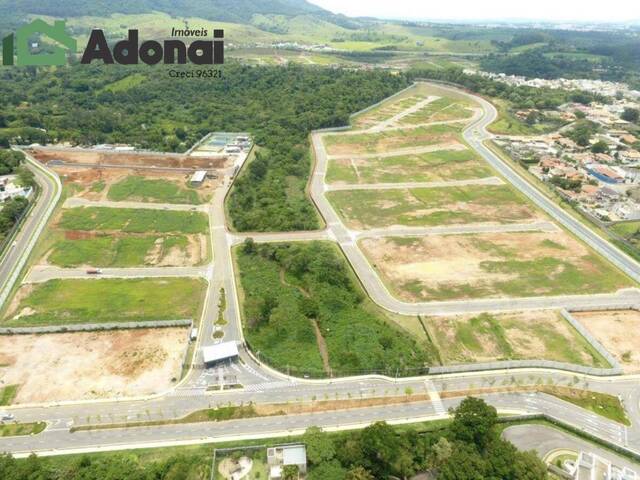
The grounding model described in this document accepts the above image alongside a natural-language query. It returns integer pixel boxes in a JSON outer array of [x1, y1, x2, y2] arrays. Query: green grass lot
[[0, 421, 46, 437], [325, 149, 492, 184], [323, 123, 463, 156], [611, 222, 640, 238], [544, 387, 630, 425], [107, 176, 202, 204], [352, 94, 427, 127], [44, 207, 209, 267], [426, 312, 609, 367], [57, 207, 208, 234], [0, 385, 18, 406], [234, 241, 434, 377], [3, 278, 206, 326], [48, 233, 195, 268], [398, 97, 474, 125], [327, 184, 536, 229], [365, 232, 633, 302]]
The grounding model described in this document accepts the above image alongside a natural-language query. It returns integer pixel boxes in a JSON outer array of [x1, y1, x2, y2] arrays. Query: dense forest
[[407, 67, 606, 110], [0, 398, 549, 479], [237, 240, 432, 376], [0, 63, 407, 231]]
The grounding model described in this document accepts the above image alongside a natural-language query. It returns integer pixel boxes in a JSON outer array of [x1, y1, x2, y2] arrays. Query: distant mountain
[[1, 0, 363, 29]]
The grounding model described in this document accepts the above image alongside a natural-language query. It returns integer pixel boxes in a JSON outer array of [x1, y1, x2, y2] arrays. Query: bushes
[[236, 241, 430, 376]]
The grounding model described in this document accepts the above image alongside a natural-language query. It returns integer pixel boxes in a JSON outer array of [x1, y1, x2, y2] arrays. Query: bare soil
[[51, 166, 219, 201], [427, 310, 597, 365], [29, 148, 229, 170], [360, 231, 592, 301], [573, 310, 640, 373], [0, 327, 189, 403]]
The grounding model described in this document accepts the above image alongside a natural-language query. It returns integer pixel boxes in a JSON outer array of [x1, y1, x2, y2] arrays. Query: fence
[[0, 319, 193, 335]]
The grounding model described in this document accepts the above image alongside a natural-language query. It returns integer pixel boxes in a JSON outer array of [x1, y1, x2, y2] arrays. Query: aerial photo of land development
[[3, 0, 640, 479]]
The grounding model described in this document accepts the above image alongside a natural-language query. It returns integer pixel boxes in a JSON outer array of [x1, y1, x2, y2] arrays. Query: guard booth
[[201, 341, 239, 367]]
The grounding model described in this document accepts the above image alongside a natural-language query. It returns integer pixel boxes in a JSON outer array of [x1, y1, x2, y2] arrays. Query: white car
[[0, 412, 14, 421]]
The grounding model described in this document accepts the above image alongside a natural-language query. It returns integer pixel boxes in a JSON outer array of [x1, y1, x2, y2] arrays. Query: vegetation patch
[[44, 207, 209, 267], [3, 278, 206, 326], [0, 421, 46, 437], [361, 231, 632, 301], [323, 123, 463, 156], [543, 386, 630, 426], [0, 385, 18, 406], [235, 240, 433, 377], [107, 176, 201, 204], [427, 311, 609, 367], [327, 184, 536, 229], [326, 148, 491, 184], [57, 207, 208, 234]]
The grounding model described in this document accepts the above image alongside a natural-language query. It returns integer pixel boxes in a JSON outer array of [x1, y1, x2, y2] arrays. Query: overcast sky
[[309, 0, 640, 23]]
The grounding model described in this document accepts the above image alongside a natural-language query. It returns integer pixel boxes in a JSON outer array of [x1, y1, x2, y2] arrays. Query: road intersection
[[1, 82, 640, 459]]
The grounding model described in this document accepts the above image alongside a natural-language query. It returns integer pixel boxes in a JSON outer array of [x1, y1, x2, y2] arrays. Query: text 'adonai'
[[80, 29, 224, 65]]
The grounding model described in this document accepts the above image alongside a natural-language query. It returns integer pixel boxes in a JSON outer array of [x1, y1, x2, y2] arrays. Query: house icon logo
[[2, 19, 76, 66]]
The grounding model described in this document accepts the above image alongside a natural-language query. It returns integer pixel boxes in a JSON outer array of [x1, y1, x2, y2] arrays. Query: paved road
[[325, 176, 503, 191], [0, 151, 60, 309], [24, 265, 211, 283], [456, 86, 640, 283], [4, 84, 640, 458], [355, 220, 559, 239], [310, 129, 640, 315], [64, 197, 208, 212], [504, 424, 640, 471]]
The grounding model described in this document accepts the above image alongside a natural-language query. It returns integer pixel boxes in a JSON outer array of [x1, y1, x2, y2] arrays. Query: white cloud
[[309, 0, 640, 23]]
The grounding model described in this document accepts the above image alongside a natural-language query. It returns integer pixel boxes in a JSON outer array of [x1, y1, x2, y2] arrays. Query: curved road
[[2, 83, 640, 459], [0, 150, 60, 309]]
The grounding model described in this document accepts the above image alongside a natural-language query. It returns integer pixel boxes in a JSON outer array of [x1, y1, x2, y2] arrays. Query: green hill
[[0, 0, 363, 31]]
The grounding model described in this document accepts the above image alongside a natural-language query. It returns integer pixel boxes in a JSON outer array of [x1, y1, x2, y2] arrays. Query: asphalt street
[[2, 83, 640, 459]]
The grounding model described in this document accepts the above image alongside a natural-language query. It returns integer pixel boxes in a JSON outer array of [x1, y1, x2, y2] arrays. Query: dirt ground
[[360, 231, 595, 301], [52, 166, 219, 201], [0, 327, 189, 403], [29, 148, 229, 170], [573, 310, 640, 373], [426, 310, 598, 366]]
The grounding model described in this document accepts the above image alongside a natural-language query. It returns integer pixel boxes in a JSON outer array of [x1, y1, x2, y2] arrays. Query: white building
[[0, 175, 32, 203], [567, 451, 637, 480], [268, 444, 307, 480], [189, 170, 207, 186]]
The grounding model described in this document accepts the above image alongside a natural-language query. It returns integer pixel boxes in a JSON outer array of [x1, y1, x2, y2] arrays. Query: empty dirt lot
[[360, 232, 631, 301], [29, 148, 229, 170], [572, 310, 640, 373], [426, 311, 607, 367], [0, 327, 188, 403], [52, 166, 219, 202]]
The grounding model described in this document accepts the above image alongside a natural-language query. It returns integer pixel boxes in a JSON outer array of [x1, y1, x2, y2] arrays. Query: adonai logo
[[2, 19, 224, 67], [2, 19, 76, 66], [80, 28, 224, 65]]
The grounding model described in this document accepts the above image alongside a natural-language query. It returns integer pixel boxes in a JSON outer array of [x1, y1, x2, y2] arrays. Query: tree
[[283, 464, 299, 480], [622, 108, 639, 123], [304, 426, 336, 465], [307, 459, 347, 480], [345, 466, 375, 480], [590, 140, 609, 154], [450, 397, 498, 450], [242, 237, 256, 255], [431, 437, 453, 467], [438, 444, 486, 480]]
